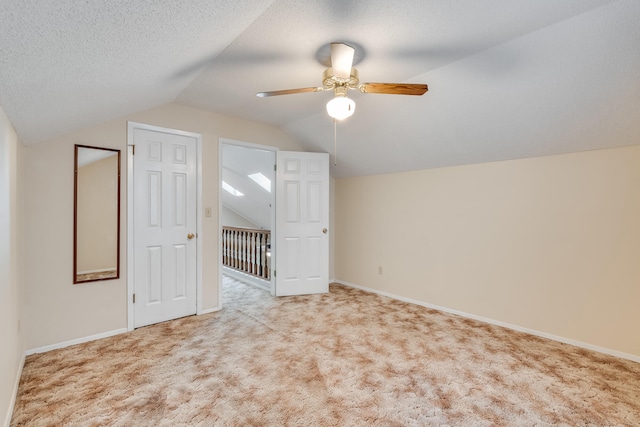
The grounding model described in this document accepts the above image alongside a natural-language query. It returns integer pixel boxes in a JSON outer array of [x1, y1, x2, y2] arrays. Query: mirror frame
[[73, 144, 121, 284]]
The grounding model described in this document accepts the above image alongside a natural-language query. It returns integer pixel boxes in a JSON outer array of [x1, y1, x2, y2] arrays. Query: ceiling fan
[[256, 42, 428, 120]]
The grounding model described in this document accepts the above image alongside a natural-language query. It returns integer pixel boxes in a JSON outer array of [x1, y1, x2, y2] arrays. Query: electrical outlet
[[205, 207, 212, 217], [378, 266, 383, 275]]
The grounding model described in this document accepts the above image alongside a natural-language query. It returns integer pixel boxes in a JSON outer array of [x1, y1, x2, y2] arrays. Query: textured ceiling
[[1, 0, 639, 178], [0, 0, 274, 143]]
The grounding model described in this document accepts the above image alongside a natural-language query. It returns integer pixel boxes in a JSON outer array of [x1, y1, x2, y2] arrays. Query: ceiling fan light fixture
[[326, 95, 355, 120]]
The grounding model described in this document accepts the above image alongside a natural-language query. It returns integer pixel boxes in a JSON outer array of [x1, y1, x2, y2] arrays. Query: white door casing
[[131, 125, 198, 328], [275, 151, 330, 296]]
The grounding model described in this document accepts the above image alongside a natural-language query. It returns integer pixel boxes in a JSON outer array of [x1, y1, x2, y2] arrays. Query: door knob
[[187, 233, 195, 240], [322, 228, 327, 234]]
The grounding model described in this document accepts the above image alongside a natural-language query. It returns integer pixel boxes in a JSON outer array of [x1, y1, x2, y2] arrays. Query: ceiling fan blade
[[331, 43, 355, 79], [359, 83, 428, 96], [256, 87, 323, 97]]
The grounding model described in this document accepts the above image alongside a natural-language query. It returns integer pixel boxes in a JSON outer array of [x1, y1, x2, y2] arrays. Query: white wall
[[23, 102, 304, 351], [0, 106, 24, 427], [221, 143, 275, 230], [221, 206, 260, 228], [335, 146, 640, 358]]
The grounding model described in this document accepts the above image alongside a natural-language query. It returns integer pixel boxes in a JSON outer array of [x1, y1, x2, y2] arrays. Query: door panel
[[133, 128, 197, 327], [148, 246, 162, 303], [275, 151, 329, 296], [174, 244, 187, 298], [307, 237, 322, 278]]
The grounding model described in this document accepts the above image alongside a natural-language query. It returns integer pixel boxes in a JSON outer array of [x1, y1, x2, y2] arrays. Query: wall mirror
[[74, 144, 121, 284]]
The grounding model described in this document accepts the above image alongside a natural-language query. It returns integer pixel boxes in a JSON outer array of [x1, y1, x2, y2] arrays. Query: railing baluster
[[223, 229, 227, 266], [243, 231, 247, 271], [221, 226, 271, 280], [252, 232, 258, 276], [249, 231, 254, 275], [259, 232, 264, 279], [233, 230, 238, 270], [257, 233, 262, 278]]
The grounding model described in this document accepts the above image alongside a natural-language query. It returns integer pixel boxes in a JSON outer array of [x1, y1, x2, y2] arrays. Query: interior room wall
[[335, 145, 640, 358], [0, 106, 25, 427], [23, 102, 304, 351], [221, 206, 260, 228], [221, 143, 275, 230]]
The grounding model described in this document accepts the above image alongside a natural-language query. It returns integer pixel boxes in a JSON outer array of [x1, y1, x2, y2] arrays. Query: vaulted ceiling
[[222, 143, 274, 230], [1, 0, 638, 178]]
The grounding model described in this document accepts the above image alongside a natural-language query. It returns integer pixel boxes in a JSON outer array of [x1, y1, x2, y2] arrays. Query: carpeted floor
[[11, 277, 640, 426]]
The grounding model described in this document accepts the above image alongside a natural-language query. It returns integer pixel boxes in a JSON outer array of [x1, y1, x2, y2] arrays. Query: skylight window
[[222, 181, 244, 197], [248, 172, 271, 193]]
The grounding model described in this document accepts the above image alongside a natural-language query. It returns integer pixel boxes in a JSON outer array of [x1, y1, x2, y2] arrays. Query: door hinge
[[129, 144, 135, 155], [273, 270, 276, 277], [274, 164, 277, 171], [133, 293, 136, 304]]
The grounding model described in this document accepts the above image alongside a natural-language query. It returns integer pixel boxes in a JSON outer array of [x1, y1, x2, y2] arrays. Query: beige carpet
[[12, 277, 640, 426]]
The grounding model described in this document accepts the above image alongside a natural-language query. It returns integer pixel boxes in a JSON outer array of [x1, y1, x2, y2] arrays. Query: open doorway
[[219, 140, 276, 297]]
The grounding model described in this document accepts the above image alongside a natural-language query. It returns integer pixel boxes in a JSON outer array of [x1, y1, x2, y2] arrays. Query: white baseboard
[[25, 328, 128, 356], [4, 352, 25, 427], [198, 306, 222, 315], [334, 280, 640, 364]]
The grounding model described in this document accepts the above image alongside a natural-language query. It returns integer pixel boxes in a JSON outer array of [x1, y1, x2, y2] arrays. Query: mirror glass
[[74, 145, 121, 284]]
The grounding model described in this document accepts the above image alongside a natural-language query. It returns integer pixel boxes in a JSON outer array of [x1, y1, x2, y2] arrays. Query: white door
[[275, 151, 329, 296], [132, 127, 198, 328]]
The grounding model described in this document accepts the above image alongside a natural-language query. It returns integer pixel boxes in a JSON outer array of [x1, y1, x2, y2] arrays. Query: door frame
[[219, 138, 277, 300], [126, 121, 203, 331]]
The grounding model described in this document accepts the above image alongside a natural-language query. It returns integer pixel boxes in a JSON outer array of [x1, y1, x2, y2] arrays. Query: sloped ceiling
[[1, 0, 638, 178], [221, 144, 274, 230]]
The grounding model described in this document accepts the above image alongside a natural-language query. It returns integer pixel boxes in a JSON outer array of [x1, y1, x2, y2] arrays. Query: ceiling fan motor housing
[[323, 67, 359, 92]]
